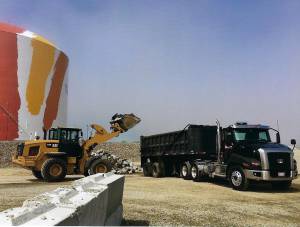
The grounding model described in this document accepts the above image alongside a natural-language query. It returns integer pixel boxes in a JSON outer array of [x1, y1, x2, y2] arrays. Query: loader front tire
[[41, 158, 67, 182], [88, 159, 112, 175], [32, 170, 43, 179]]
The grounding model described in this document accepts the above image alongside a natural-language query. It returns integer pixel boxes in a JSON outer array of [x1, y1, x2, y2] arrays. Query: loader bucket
[[110, 113, 141, 132]]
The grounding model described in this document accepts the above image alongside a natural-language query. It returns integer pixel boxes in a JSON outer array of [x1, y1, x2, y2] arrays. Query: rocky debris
[[0, 141, 21, 168], [91, 149, 141, 174], [94, 142, 140, 162]]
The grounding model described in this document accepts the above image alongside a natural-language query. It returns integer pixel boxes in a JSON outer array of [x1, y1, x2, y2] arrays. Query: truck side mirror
[[276, 132, 280, 144], [291, 139, 296, 145]]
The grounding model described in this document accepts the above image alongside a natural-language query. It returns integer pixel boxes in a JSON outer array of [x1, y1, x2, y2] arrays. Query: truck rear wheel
[[88, 159, 112, 175], [143, 163, 152, 177], [271, 181, 291, 190], [229, 166, 249, 191], [191, 164, 201, 182], [180, 161, 191, 180], [41, 158, 67, 182], [32, 170, 43, 179], [152, 162, 164, 178]]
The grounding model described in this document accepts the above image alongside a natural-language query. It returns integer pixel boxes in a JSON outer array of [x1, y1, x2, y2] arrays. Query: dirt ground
[[0, 150, 299, 226]]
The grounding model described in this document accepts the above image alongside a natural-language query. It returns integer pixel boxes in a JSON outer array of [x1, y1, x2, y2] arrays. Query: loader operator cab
[[48, 127, 83, 157]]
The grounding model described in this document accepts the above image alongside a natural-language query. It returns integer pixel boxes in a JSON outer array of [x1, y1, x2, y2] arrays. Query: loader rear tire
[[88, 159, 112, 175], [32, 170, 43, 179], [41, 158, 67, 182]]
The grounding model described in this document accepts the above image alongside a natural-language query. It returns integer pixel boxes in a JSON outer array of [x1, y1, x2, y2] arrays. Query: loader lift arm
[[82, 113, 141, 155], [82, 123, 124, 154], [79, 113, 141, 174]]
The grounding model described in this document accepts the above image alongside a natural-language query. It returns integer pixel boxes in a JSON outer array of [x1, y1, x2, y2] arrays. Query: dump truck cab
[[221, 123, 298, 186]]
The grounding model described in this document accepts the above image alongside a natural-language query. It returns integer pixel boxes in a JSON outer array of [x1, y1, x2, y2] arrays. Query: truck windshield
[[233, 128, 271, 143]]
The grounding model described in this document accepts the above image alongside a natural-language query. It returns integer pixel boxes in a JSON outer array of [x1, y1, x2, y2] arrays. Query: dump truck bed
[[140, 125, 217, 160]]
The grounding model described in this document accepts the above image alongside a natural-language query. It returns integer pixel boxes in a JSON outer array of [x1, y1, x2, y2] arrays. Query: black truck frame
[[140, 122, 298, 190]]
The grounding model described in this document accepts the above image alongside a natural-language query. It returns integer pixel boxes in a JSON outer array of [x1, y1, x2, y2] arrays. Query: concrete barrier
[[0, 173, 124, 226]]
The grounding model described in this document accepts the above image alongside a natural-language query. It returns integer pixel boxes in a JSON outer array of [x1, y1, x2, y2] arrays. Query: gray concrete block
[[0, 173, 124, 226], [100, 174, 125, 218]]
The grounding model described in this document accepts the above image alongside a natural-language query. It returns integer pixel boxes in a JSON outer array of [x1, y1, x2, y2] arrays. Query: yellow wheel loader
[[12, 113, 140, 181]]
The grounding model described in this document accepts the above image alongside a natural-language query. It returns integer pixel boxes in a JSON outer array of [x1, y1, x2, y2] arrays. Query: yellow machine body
[[12, 113, 141, 181]]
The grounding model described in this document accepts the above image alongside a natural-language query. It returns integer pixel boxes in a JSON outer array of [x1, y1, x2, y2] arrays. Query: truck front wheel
[[271, 181, 291, 190], [229, 166, 249, 191]]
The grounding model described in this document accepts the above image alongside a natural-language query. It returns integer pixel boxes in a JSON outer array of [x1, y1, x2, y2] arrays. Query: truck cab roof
[[229, 122, 270, 129], [50, 127, 82, 131]]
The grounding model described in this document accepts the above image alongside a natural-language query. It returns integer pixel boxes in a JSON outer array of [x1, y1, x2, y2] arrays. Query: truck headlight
[[242, 160, 261, 170]]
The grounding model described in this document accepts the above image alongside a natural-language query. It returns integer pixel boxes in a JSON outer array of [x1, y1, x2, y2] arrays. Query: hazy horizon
[[0, 0, 299, 145]]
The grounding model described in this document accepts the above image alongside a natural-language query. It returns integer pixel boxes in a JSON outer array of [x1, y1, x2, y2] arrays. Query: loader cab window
[[59, 129, 68, 141], [57, 128, 82, 157], [70, 130, 80, 142], [58, 129, 80, 143], [48, 129, 59, 140]]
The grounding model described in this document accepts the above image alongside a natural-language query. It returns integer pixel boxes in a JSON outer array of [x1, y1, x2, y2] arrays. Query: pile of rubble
[[91, 149, 141, 174], [0, 141, 21, 168], [94, 142, 140, 162]]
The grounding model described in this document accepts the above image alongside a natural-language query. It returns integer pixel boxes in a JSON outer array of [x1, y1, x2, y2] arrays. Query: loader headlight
[[46, 143, 59, 148]]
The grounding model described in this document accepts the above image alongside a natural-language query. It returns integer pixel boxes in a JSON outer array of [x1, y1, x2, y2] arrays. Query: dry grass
[[123, 174, 300, 226]]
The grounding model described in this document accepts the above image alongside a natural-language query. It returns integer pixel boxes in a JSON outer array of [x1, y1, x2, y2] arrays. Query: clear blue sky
[[0, 0, 299, 144]]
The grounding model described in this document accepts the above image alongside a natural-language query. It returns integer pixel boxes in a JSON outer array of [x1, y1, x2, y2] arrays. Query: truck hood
[[236, 142, 291, 151], [234, 143, 292, 159]]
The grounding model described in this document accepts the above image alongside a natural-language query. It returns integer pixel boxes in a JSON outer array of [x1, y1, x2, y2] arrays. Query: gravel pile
[[94, 142, 140, 162], [91, 149, 141, 174], [0, 141, 21, 168]]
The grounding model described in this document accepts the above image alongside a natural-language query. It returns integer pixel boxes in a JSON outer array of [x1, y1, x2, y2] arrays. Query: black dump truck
[[140, 122, 298, 190]]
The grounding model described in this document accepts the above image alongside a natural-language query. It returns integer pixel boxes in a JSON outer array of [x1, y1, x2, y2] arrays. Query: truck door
[[223, 129, 234, 162], [58, 129, 83, 157]]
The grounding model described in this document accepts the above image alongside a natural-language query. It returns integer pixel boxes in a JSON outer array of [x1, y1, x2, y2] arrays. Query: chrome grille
[[267, 152, 291, 177]]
